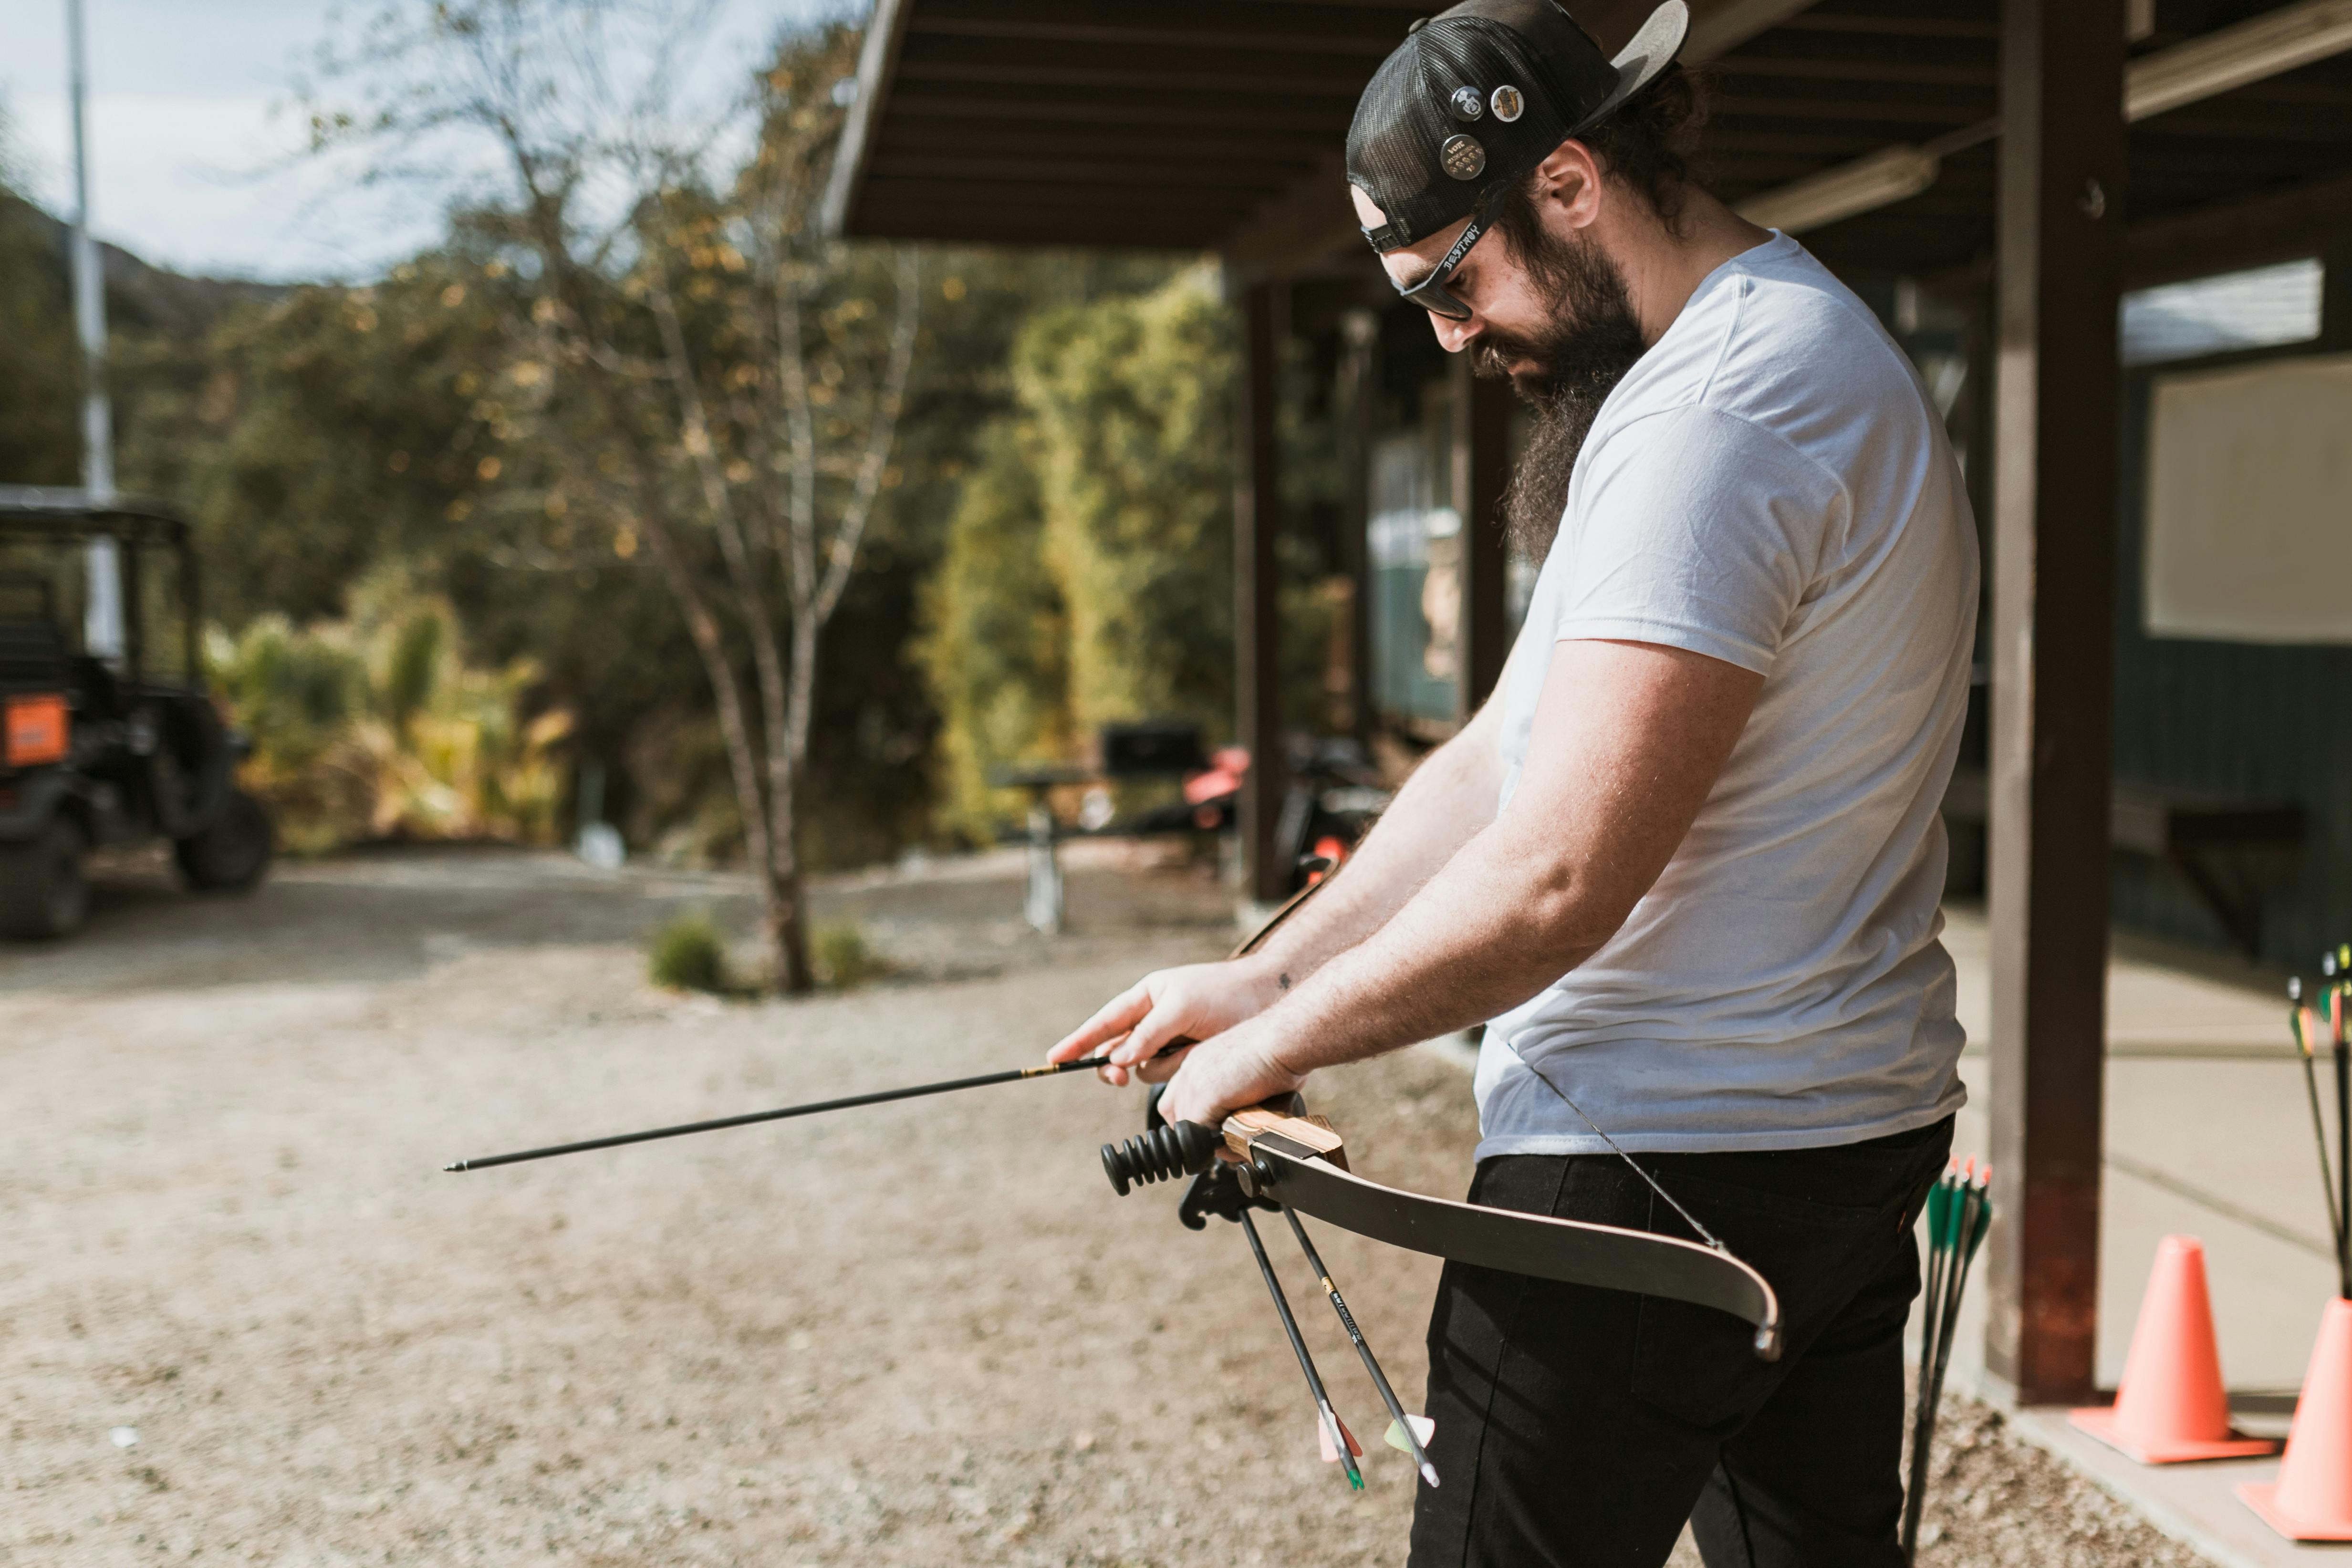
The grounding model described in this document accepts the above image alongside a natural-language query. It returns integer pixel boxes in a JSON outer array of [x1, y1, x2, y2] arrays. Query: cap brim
[[1572, 0, 1689, 134]]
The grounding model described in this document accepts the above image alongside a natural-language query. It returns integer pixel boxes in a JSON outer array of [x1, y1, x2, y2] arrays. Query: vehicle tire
[[0, 815, 90, 939], [174, 788, 274, 893]]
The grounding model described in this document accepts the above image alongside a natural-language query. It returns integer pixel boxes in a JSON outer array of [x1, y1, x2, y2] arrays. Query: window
[[2122, 258, 2321, 367]]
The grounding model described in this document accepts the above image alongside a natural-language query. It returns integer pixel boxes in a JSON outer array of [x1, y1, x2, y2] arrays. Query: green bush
[[812, 919, 887, 990], [205, 566, 570, 854], [647, 911, 731, 994]]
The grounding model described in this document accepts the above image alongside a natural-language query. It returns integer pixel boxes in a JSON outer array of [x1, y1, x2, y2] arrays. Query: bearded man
[[1051, 1, 1978, 1561]]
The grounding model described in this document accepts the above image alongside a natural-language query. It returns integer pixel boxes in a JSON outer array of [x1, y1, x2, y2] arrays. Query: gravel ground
[[3, 847, 2212, 1567]]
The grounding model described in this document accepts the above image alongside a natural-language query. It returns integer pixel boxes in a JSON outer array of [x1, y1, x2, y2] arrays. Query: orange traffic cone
[[2242, 1298, 2352, 1540], [2069, 1236, 2279, 1463]]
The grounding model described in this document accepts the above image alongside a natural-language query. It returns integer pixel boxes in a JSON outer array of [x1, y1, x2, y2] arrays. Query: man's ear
[[1527, 139, 1606, 232]]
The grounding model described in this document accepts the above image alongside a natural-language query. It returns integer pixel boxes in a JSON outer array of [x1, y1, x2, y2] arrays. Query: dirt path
[[2, 849, 2211, 1566]]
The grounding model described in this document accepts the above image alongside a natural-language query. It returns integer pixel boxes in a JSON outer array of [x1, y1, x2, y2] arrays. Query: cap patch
[[1440, 134, 1487, 180], [1490, 84, 1524, 122], [1448, 85, 1485, 121]]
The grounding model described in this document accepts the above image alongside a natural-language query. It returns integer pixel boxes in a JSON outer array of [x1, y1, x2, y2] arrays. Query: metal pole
[[66, 0, 125, 663]]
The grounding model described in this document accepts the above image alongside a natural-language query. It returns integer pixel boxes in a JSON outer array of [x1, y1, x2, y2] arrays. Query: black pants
[[1406, 1117, 1953, 1568]]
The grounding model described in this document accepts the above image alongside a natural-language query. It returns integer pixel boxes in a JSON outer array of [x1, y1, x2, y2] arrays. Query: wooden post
[[1236, 280, 1289, 904], [1338, 308, 1380, 742], [1450, 356, 1513, 722], [1984, 0, 2127, 1406]]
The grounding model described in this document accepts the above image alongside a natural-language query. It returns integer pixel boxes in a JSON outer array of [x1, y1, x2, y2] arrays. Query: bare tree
[[310, 1, 920, 989]]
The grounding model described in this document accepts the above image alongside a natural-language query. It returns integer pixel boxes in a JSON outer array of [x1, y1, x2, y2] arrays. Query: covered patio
[[824, 0, 2352, 1499]]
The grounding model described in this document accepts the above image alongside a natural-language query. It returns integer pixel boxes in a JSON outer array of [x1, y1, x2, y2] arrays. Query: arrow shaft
[[1239, 1208, 1360, 1489], [448, 1044, 1186, 1172], [1282, 1205, 1435, 1486], [2296, 1011, 2344, 1253]]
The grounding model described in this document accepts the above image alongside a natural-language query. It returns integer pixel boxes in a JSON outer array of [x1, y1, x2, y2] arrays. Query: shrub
[[812, 918, 886, 989], [647, 910, 731, 994], [205, 565, 571, 853]]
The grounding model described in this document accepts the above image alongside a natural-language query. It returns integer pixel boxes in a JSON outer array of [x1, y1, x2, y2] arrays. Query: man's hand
[[1142, 1015, 1306, 1128], [1046, 956, 1290, 1085]]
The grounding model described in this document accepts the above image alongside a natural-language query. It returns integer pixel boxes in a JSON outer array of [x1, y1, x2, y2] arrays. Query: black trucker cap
[[1347, 0, 1689, 255]]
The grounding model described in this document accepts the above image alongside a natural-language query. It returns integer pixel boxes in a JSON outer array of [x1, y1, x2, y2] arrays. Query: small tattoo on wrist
[[1278, 972, 1292, 991]]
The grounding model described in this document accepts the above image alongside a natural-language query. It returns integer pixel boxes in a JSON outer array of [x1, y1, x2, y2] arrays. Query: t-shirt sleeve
[[1551, 405, 1844, 675]]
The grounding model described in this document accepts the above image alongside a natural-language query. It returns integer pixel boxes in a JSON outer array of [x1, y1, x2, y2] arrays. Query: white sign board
[[2146, 351, 2352, 643]]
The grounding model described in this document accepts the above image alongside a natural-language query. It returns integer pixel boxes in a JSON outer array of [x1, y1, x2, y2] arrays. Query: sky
[[1, 0, 844, 283]]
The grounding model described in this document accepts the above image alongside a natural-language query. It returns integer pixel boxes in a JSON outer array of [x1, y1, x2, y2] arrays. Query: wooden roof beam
[[1911, 162, 2352, 297], [821, 0, 915, 238], [870, 125, 1348, 162], [890, 35, 1384, 92], [901, 0, 1411, 56], [881, 87, 1353, 132], [2124, 166, 2352, 285], [1738, 0, 2352, 236], [1708, 93, 1990, 125], [864, 154, 1310, 190]]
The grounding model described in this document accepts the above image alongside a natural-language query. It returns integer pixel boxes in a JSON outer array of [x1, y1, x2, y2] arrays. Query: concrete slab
[[1931, 906, 2345, 1565], [2009, 1411, 2329, 1568]]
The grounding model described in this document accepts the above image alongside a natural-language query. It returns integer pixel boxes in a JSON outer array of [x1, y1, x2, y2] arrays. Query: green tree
[[920, 269, 1235, 840], [307, 5, 921, 992], [0, 188, 79, 484], [119, 262, 507, 624], [1020, 269, 1235, 737], [918, 419, 1069, 840]]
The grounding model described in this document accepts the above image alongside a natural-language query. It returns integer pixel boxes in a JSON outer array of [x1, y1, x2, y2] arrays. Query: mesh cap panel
[[1346, 0, 1686, 250]]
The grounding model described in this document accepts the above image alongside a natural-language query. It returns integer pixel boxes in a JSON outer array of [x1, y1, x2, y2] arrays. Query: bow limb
[[1233, 1128, 1783, 1362]]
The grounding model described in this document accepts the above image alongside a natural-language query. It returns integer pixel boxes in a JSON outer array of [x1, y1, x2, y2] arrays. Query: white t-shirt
[[1474, 231, 1978, 1158]]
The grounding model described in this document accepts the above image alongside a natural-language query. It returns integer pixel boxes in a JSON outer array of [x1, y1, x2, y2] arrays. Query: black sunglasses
[[1385, 199, 1498, 322]]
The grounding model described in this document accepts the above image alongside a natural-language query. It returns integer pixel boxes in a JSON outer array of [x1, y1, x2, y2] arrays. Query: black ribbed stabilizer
[[1100, 1120, 1221, 1195]]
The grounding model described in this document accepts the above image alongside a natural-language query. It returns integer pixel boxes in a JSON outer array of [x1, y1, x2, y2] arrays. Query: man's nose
[[1430, 312, 1478, 354]]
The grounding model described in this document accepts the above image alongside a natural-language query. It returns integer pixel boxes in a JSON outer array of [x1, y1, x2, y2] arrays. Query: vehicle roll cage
[[0, 485, 203, 690]]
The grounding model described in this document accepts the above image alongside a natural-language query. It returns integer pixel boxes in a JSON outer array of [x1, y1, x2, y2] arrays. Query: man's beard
[[1475, 224, 1648, 564]]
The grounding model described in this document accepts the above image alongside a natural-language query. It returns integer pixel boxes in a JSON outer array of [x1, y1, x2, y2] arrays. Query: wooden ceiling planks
[[837, 0, 1413, 248], [833, 0, 2352, 289]]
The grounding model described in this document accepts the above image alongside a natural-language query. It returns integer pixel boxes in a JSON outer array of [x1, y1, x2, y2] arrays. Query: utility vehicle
[[0, 487, 270, 938]]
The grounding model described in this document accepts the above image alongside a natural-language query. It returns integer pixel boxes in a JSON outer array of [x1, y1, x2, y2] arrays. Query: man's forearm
[[1237, 639, 1764, 1086], [1243, 721, 1500, 989], [1268, 816, 1601, 1076]]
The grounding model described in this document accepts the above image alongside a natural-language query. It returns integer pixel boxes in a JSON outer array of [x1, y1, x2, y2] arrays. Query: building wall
[[2111, 343, 2352, 968]]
